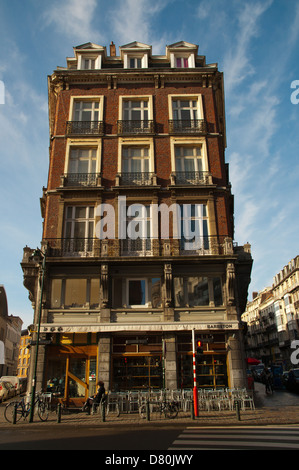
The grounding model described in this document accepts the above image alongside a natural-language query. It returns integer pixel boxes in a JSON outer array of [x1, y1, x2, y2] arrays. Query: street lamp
[[29, 247, 46, 423]]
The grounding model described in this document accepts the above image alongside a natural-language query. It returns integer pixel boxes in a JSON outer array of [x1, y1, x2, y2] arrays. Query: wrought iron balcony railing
[[66, 121, 104, 135], [116, 172, 157, 186], [44, 236, 232, 258], [117, 120, 155, 135], [171, 171, 212, 185], [46, 238, 99, 257], [61, 173, 101, 187], [168, 119, 207, 134], [120, 239, 154, 256]]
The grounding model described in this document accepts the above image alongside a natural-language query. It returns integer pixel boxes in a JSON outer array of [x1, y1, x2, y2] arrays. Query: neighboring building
[[0, 285, 23, 377], [17, 330, 31, 379], [242, 255, 299, 369], [21, 41, 252, 405], [242, 288, 279, 365]]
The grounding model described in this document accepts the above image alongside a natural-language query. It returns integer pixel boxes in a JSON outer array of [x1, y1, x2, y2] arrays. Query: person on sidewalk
[[261, 368, 274, 394], [83, 381, 106, 414]]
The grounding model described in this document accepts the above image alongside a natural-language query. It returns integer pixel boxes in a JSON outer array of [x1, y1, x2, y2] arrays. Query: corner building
[[22, 41, 252, 405]]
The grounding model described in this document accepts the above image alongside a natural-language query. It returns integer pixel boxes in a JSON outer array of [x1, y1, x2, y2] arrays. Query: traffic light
[[196, 339, 204, 355]]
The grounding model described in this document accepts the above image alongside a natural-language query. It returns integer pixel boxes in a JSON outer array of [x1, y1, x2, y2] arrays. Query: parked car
[[247, 369, 254, 390], [286, 369, 299, 393], [0, 381, 16, 402], [0, 376, 24, 394]]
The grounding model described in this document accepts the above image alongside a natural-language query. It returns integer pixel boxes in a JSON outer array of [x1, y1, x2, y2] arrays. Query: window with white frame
[[129, 57, 142, 68], [123, 53, 148, 69], [121, 205, 152, 255], [82, 58, 96, 69], [113, 277, 162, 308], [179, 203, 209, 252], [123, 100, 148, 121], [175, 146, 203, 173], [176, 57, 189, 68], [172, 99, 198, 121], [68, 148, 97, 174], [170, 53, 195, 68], [122, 146, 150, 173], [77, 54, 101, 70], [64, 206, 95, 254], [73, 101, 100, 122], [67, 148, 98, 186]]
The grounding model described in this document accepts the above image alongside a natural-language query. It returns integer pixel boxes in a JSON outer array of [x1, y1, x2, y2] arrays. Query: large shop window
[[177, 334, 228, 389], [174, 276, 223, 307], [50, 278, 100, 308], [178, 354, 228, 389], [111, 336, 163, 390]]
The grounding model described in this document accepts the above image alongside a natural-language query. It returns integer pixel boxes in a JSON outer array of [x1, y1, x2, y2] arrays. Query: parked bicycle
[[139, 398, 179, 419], [4, 391, 49, 423]]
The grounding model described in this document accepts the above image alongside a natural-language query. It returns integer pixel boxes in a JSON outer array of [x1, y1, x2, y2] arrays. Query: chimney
[[110, 41, 116, 57]]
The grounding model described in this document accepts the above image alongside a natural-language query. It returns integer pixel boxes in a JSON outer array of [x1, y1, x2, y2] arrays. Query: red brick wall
[[44, 78, 232, 239]]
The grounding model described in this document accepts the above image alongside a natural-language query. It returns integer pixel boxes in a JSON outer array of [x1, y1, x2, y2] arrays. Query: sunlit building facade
[[21, 41, 252, 405]]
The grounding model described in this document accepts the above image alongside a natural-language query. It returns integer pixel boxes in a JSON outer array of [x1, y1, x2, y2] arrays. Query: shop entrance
[[46, 336, 98, 406]]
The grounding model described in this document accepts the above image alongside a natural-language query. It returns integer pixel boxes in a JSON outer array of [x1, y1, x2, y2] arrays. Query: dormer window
[[176, 57, 189, 68], [78, 55, 100, 70], [166, 41, 198, 69], [70, 43, 107, 70], [129, 57, 142, 69], [82, 58, 96, 70], [120, 42, 151, 69]]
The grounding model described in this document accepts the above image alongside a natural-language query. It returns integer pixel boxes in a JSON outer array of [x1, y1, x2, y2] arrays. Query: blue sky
[[0, 0, 298, 328]]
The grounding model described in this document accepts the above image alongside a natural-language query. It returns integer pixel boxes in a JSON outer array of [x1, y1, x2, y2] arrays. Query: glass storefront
[[112, 355, 162, 391], [45, 334, 98, 404], [177, 334, 228, 389], [111, 335, 163, 391]]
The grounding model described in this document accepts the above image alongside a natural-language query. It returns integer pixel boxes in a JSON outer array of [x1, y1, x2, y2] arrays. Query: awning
[[246, 357, 261, 365], [41, 320, 240, 334]]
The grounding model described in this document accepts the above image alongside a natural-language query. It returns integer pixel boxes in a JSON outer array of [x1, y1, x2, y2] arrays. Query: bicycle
[[4, 391, 49, 423], [139, 398, 179, 419]]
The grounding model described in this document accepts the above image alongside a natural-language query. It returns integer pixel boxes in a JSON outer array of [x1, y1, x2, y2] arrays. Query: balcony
[[117, 120, 155, 135], [179, 236, 223, 256], [120, 239, 154, 257], [44, 236, 227, 258], [46, 238, 99, 257], [60, 173, 102, 187], [66, 121, 104, 135], [115, 172, 157, 186], [170, 171, 212, 185], [168, 119, 207, 135]]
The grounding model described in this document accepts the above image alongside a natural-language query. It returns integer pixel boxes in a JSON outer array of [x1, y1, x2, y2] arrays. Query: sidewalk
[[1, 400, 299, 429]]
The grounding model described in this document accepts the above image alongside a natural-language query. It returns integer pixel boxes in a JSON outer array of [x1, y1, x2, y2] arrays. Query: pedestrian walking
[[261, 368, 274, 394]]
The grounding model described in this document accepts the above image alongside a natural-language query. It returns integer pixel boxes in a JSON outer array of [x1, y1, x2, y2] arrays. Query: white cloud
[[43, 0, 101, 43], [224, 1, 273, 93], [109, 0, 172, 53]]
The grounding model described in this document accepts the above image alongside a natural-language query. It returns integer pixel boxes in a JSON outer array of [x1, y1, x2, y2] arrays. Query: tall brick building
[[21, 41, 252, 404]]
